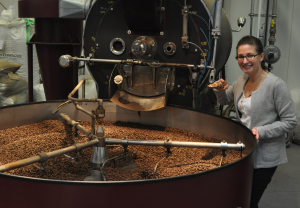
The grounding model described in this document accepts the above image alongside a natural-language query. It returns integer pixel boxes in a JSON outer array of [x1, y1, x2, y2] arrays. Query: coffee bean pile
[[0, 120, 244, 181]]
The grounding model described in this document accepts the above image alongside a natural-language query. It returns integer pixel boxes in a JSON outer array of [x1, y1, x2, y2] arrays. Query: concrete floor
[[259, 143, 300, 208]]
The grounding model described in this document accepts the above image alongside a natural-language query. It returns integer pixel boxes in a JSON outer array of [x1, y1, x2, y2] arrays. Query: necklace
[[244, 71, 266, 97]]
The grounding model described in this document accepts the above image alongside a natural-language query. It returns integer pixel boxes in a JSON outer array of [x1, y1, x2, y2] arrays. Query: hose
[[187, 41, 206, 62], [196, 0, 216, 89]]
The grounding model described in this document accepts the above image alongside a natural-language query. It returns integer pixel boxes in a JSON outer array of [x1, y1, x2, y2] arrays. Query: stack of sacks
[[0, 60, 28, 106], [0, 5, 41, 92]]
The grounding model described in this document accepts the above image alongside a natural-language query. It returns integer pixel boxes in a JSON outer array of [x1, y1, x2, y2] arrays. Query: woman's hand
[[252, 128, 259, 143], [215, 79, 229, 91]]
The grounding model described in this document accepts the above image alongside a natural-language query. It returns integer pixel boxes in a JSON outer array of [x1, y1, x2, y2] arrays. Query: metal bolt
[[195, 49, 198, 52], [160, 31, 164, 36], [161, 7, 165, 11], [178, 85, 180, 88], [128, 30, 131, 34], [152, 44, 155, 47], [111, 8, 113, 11], [148, 54, 151, 57]]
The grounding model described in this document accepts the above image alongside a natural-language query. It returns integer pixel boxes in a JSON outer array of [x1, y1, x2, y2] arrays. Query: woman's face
[[237, 44, 264, 76]]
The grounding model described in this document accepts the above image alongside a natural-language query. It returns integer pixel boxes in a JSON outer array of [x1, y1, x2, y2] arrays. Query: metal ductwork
[[59, 0, 95, 19]]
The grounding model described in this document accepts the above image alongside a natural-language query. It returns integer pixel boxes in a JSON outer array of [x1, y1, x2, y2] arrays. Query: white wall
[[223, 0, 299, 93]]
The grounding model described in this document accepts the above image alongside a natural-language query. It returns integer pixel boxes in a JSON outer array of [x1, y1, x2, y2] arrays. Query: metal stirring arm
[[58, 54, 213, 70]]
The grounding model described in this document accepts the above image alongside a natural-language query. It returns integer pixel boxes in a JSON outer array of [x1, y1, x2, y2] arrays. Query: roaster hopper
[[0, 101, 255, 208]]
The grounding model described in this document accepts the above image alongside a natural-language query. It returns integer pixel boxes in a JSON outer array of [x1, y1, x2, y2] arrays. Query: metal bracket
[[220, 141, 227, 157], [181, 6, 189, 49], [164, 138, 172, 156], [38, 152, 49, 162], [238, 141, 243, 158], [221, 149, 227, 157], [37, 151, 48, 172], [209, 69, 216, 83], [88, 53, 94, 66], [211, 29, 221, 37], [63, 142, 80, 162], [73, 129, 80, 138], [121, 137, 129, 149]]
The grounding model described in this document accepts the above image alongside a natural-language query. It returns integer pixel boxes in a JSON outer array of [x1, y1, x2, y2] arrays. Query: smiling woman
[[213, 35, 297, 208]]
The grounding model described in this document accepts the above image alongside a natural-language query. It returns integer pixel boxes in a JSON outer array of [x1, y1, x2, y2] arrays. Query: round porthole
[[163, 42, 176, 55], [110, 38, 125, 55]]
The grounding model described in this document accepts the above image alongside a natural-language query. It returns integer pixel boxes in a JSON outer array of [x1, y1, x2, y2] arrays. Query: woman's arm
[[213, 79, 235, 105], [255, 79, 297, 139]]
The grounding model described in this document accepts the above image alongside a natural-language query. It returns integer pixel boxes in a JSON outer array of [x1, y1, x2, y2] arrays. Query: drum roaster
[[1, 0, 256, 207], [0, 80, 245, 179]]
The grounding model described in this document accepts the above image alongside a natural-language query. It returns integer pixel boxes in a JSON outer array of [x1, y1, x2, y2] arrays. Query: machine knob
[[114, 75, 123, 85], [58, 55, 74, 68], [131, 36, 157, 59], [132, 40, 146, 56]]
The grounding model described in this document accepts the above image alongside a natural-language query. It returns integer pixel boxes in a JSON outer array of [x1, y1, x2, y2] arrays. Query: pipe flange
[[163, 42, 176, 55], [164, 138, 172, 149], [38, 152, 49, 162], [131, 36, 157, 59], [110, 38, 126, 55], [220, 140, 228, 150]]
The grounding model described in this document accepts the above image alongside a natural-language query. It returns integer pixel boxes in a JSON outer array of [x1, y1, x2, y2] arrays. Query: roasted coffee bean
[[0, 120, 244, 181]]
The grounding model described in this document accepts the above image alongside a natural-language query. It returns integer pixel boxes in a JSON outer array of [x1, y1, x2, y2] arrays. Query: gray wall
[[223, 0, 299, 92], [0, 0, 19, 18]]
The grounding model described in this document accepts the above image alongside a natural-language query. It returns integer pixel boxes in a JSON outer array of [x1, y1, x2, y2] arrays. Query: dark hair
[[236, 36, 266, 70]]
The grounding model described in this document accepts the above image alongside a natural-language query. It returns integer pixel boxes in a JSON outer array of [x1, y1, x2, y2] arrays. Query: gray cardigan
[[214, 73, 297, 169]]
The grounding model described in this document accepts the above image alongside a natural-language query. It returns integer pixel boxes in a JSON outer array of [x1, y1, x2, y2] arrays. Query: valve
[[96, 108, 105, 124]]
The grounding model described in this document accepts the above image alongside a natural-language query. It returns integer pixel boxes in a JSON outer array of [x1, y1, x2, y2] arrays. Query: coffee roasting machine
[[58, 0, 235, 111], [0, 0, 259, 207]]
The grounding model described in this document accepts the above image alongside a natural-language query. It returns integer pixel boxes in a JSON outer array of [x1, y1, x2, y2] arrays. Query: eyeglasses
[[235, 54, 261, 61]]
